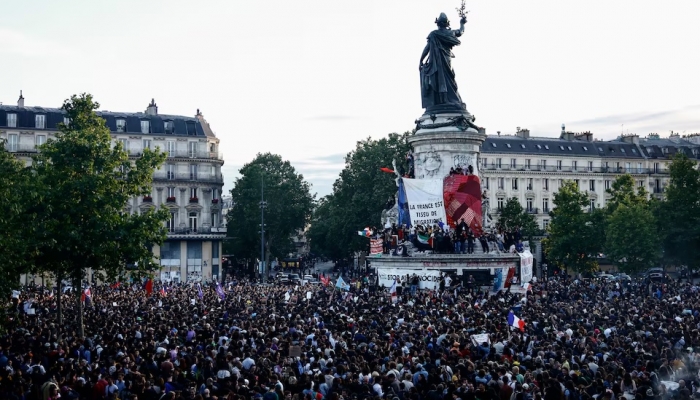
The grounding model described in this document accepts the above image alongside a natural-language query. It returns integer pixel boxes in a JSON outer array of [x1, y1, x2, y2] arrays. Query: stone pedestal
[[409, 112, 487, 179]]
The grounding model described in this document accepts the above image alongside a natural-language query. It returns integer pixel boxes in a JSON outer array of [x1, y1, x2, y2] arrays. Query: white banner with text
[[377, 268, 442, 290], [402, 178, 447, 227]]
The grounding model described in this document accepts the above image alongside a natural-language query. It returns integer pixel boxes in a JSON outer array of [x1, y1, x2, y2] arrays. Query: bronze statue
[[419, 12, 467, 113]]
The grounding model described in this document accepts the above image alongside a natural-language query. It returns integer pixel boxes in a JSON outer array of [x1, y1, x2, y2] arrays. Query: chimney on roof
[[620, 134, 639, 145], [516, 127, 530, 139], [196, 108, 202, 117], [574, 131, 594, 142], [145, 99, 158, 115], [17, 90, 25, 107]]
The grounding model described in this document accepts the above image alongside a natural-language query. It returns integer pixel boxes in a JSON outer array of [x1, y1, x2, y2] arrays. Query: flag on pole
[[390, 280, 398, 303], [144, 279, 153, 296], [215, 282, 226, 300], [507, 311, 525, 332], [160, 285, 167, 297], [522, 282, 532, 292], [197, 283, 204, 299], [320, 274, 330, 286], [335, 277, 350, 291]]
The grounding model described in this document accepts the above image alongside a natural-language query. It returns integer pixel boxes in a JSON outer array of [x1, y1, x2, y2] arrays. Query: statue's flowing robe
[[420, 29, 464, 110]]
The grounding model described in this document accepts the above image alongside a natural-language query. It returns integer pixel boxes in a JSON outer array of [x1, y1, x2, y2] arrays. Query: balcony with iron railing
[[526, 207, 540, 214], [126, 149, 223, 160], [152, 172, 224, 183], [481, 164, 669, 175], [2, 144, 40, 153], [166, 226, 227, 236]]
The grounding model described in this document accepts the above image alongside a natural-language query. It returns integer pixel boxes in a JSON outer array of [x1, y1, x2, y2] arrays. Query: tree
[[658, 153, 700, 270], [605, 174, 648, 215], [544, 180, 604, 273], [496, 197, 539, 240], [226, 153, 314, 278], [0, 147, 38, 327], [605, 202, 660, 273], [603, 174, 659, 273], [307, 132, 411, 259], [32, 93, 169, 336]]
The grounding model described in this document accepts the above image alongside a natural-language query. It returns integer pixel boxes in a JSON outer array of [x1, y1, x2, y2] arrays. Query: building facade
[[480, 125, 700, 229], [0, 95, 226, 283]]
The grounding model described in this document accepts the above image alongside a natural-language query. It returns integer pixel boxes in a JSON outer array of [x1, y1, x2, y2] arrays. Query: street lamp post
[[259, 175, 267, 283]]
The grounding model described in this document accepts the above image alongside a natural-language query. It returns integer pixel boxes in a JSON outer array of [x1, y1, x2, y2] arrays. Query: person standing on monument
[[419, 12, 467, 111]]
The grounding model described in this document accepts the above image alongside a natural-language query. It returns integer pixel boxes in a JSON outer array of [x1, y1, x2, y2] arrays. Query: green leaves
[[226, 153, 315, 262], [605, 202, 659, 274], [544, 180, 604, 273], [31, 93, 169, 284], [658, 154, 700, 270], [602, 174, 659, 274], [496, 197, 539, 240], [307, 132, 411, 259]]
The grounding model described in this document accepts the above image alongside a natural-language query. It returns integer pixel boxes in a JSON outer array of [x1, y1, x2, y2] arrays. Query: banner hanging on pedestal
[[402, 178, 447, 227], [443, 174, 483, 235]]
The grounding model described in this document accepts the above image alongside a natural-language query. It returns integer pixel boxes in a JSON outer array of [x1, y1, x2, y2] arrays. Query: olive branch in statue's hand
[[456, 0, 469, 23]]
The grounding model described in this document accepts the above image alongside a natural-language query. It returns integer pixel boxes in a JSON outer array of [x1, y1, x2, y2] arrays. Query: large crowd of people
[[2, 272, 699, 400], [379, 223, 525, 256]]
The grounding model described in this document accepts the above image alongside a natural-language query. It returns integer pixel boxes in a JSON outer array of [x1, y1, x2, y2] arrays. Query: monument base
[[370, 252, 521, 291], [409, 112, 486, 180]]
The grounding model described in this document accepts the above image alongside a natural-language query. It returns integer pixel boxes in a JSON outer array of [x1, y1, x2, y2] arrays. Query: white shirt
[[242, 357, 255, 370]]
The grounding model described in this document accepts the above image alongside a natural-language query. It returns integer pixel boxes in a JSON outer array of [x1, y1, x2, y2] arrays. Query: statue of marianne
[[419, 12, 467, 112]]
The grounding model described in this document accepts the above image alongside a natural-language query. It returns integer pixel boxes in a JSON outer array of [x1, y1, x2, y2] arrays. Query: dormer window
[[6, 113, 17, 127], [621, 148, 626, 153], [63, 117, 70, 127], [140, 120, 150, 134], [491, 143, 497, 147], [583, 146, 588, 151], [536, 145, 542, 149], [116, 119, 126, 132], [559, 146, 565, 150], [544, 145, 549, 150], [567, 146, 572, 151], [35, 114, 46, 129], [506, 143, 511, 148], [520, 144, 526, 149], [164, 120, 173, 134]]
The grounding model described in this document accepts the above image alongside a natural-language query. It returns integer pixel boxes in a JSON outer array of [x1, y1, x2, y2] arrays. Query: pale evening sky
[[1, 0, 699, 197]]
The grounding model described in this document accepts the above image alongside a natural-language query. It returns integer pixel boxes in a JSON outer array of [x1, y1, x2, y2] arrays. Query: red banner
[[443, 174, 483, 235]]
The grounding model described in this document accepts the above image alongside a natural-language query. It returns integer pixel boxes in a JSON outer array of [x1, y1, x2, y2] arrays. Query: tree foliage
[[658, 154, 700, 270], [606, 202, 660, 273], [602, 174, 659, 274], [0, 148, 38, 324], [226, 153, 314, 266], [32, 93, 169, 335], [544, 180, 605, 273], [308, 133, 411, 259], [496, 197, 539, 240]]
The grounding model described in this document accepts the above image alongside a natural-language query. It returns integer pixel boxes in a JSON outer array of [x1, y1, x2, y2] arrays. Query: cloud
[[572, 105, 700, 127], [0, 28, 81, 58]]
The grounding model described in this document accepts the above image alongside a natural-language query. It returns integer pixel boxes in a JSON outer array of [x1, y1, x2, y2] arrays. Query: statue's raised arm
[[419, 12, 468, 113]]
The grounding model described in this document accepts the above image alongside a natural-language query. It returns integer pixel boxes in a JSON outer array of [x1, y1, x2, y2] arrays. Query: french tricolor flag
[[507, 311, 525, 332]]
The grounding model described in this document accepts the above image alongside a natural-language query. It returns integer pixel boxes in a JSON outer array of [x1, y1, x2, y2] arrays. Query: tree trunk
[[73, 274, 84, 338], [264, 240, 272, 283]]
